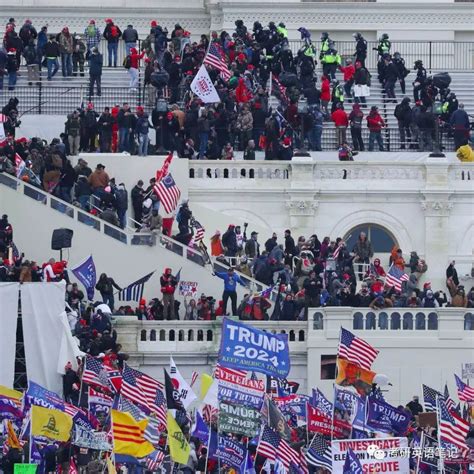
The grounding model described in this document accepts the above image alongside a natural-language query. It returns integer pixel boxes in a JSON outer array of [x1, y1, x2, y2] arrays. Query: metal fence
[[287, 40, 474, 71]]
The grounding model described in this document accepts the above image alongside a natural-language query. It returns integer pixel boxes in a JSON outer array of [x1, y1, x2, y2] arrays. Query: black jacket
[[122, 27, 138, 43], [44, 40, 60, 58], [88, 52, 103, 76]]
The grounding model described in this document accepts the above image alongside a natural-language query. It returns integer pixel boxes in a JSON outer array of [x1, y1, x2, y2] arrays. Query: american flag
[[118, 271, 155, 302], [444, 383, 456, 412], [305, 434, 332, 470], [119, 396, 146, 421], [455, 374, 474, 402], [258, 425, 299, 469], [385, 265, 409, 292], [203, 42, 231, 81], [338, 328, 379, 371], [153, 389, 167, 429], [192, 219, 205, 243], [190, 371, 199, 388], [144, 416, 162, 446], [423, 384, 443, 412], [146, 449, 165, 471], [82, 355, 110, 390], [333, 243, 342, 260], [438, 397, 470, 450], [153, 174, 181, 214], [121, 364, 164, 416], [272, 75, 288, 105]]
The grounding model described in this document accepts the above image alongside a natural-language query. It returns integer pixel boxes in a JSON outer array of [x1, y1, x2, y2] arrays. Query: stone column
[[286, 157, 319, 235], [421, 157, 453, 291]]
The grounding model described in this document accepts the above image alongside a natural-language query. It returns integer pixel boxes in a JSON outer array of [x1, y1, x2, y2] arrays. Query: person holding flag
[[214, 267, 247, 316], [160, 267, 178, 320]]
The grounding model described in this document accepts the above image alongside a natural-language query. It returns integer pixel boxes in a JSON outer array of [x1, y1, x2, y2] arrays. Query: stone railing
[[310, 307, 474, 340], [188, 160, 290, 180], [114, 317, 308, 354]]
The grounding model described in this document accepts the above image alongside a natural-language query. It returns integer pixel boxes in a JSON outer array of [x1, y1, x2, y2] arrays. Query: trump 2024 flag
[[191, 65, 221, 103]]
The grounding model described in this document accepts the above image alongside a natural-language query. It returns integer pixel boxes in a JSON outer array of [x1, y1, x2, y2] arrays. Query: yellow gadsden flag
[[0, 385, 22, 404], [167, 411, 190, 464], [31, 405, 73, 442], [111, 410, 154, 458], [336, 358, 376, 396]]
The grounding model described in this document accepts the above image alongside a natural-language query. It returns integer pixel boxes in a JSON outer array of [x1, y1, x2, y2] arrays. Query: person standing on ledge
[[214, 267, 246, 316]]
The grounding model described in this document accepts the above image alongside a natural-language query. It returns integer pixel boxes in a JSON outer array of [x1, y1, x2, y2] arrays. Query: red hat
[[15, 137, 28, 144], [87, 102, 94, 109], [423, 282, 431, 289], [136, 106, 144, 113], [186, 70, 193, 76], [229, 224, 235, 228], [166, 112, 173, 120], [283, 137, 291, 146], [8, 48, 16, 53], [247, 64, 255, 70], [151, 20, 158, 27], [105, 18, 113, 23], [89, 19, 95, 24], [237, 53, 246, 62], [144, 57, 151, 63], [253, 101, 261, 109], [139, 298, 146, 306], [174, 55, 181, 60]]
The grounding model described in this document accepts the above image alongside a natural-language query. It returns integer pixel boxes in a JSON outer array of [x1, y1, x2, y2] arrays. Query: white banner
[[191, 65, 221, 103], [21, 282, 83, 396], [0, 283, 20, 387], [331, 437, 409, 474], [178, 281, 198, 298], [462, 363, 474, 379]]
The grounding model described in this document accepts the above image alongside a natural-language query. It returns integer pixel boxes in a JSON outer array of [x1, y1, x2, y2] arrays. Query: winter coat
[[367, 112, 385, 132], [122, 27, 138, 43], [236, 110, 253, 132], [88, 52, 103, 76], [352, 239, 373, 261], [44, 41, 60, 58], [59, 32, 73, 54], [331, 109, 349, 127]]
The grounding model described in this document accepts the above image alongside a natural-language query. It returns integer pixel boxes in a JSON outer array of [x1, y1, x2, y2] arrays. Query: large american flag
[[423, 384, 443, 412], [203, 42, 231, 81], [153, 174, 181, 214], [82, 355, 111, 390], [121, 364, 164, 416], [338, 328, 379, 371], [438, 398, 470, 450], [455, 374, 474, 402], [385, 265, 409, 292], [258, 425, 299, 469], [305, 434, 332, 470]]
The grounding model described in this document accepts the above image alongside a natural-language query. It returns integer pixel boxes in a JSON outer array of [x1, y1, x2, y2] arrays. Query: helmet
[[321, 32, 328, 40], [393, 52, 401, 59], [381, 33, 389, 40], [353, 32, 361, 40], [279, 22, 286, 28], [414, 60, 423, 67]]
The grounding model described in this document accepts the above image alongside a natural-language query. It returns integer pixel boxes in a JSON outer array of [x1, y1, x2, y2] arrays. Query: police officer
[[331, 80, 344, 112], [392, 51, 409, 94], [319, 32, 331, 60], [413, 59, 427, 102], [353, 32, 367, 67], [374, 33, 391, 57], [321, 45, 340, 81]]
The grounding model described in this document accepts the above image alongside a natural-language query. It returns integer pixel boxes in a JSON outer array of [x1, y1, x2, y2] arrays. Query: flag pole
[[435, 396, 445, 474]]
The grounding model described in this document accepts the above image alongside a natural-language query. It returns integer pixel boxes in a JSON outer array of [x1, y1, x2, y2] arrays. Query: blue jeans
[[369, 131, 384, 151], [101, 292, 115, 311], [107, 42, 118, 67], [125, 42, 136, 56], [199, 132, 208, 159], [47, 58, 59, 79], [309, 125, 323, 151], [138, 133, 149, 156], [119, 127, 130, 152], [61, 53, 72, 76], [59, 186, 72, 203], [117, 209, 126, 228], [8, 71, 17, 90], [78, 195, 90, 211]]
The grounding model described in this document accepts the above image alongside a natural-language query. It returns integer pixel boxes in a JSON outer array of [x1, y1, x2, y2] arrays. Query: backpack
[[110, 25, 119, 39], [86, 25, 96, 38], [123, 55, 131, 69]]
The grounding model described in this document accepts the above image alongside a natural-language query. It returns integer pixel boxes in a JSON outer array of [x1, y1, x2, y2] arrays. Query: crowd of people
[[1, 17, 473, 156]]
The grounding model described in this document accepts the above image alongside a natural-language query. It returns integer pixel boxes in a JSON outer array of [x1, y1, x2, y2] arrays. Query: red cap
[[283, 137, 291, 146], [166, 112, 173, 120], [423, 282, 431, 289], [247, 64, 255, 70], [8, 48, 16, 53], [144, 57, 151, 63], [105, 18, 113, 23], [16, 137, 28, 144], [89, 19, 95, 24], [136, 106, 144, 113], [151, 20, 157, 27], [87, 102, 94, 109]]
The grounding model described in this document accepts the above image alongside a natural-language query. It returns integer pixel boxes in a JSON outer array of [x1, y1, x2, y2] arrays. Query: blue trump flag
[[219, 317, 290, 378], [215, 434, 247, 471], [71, 255, 96, 301], [366, 396, 411, 436], [343, 448, 363, 473], [311, 388, 333, 416], [192, 411, 210, 444]]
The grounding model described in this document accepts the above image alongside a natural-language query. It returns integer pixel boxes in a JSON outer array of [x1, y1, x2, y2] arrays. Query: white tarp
[[21, 282, 83, 396], [0, 283, 20, 387]]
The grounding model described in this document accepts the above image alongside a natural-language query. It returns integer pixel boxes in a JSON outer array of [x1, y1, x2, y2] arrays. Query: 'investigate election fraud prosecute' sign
[[218, 318, 290, 378]]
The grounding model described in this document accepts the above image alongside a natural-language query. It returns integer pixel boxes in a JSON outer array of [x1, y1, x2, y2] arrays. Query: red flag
[[155, 152, 173, 182], [69, 457, 78, 474], [306, 403, 351, 439]]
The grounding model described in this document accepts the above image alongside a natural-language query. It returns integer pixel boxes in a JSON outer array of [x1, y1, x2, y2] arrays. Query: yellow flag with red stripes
[[111, 409, 154, 458]]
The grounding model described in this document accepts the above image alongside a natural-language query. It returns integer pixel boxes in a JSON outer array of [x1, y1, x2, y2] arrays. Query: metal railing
[[288, 40, 474, 71]]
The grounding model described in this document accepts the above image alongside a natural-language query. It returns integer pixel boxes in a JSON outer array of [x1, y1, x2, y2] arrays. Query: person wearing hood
[[84, 19, 101, 53], [128, 47, 145, 91], [348, 103, 364, 151], [367, 106, 385, 151], [95, 273, 121, 310], [394, 97, 412, 149], [23, 38, 40, 85], [278, 136, 293, 160], [114, 182, 128, 229], [19, 19, 37, 47], [135, 106, 152, 156], [422, 290, 439, 308], [59, 26, 73, 77], [6, 48, 18, 90], [160, 268, 178, 320], [103, 19, 122, 67]]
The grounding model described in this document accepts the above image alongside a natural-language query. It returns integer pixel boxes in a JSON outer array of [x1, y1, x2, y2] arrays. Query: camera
[[244, 222, 248, 227]]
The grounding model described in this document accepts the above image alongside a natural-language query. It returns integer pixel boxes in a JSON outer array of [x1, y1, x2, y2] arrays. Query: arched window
[[150, 329, 156, 341], [140, 329, 147, 341], [344, 224, 397, 253]]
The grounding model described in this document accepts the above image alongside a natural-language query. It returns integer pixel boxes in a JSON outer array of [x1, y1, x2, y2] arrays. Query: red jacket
[[320, 78, 331, 101], [331, 109, 349, 127], [339, 65, 355, 82], [129, 49, 145, 69], [367, 112, 385, 132]]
